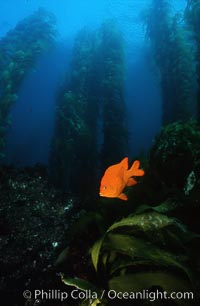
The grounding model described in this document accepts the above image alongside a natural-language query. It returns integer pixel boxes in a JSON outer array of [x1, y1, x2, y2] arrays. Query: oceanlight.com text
[[23, 289, 194, 302], [107, 289, 194, 301]]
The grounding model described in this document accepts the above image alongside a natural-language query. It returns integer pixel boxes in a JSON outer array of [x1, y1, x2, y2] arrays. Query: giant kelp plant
[[50, 28, 100, 195], [98, 20, 128, 168], [185, 0, 200, 122], [144, 0, 197, 124], [0, 8, 57, 161], [51, 20, 127, 196]]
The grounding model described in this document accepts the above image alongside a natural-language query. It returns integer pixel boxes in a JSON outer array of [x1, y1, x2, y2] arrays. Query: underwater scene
[[0, 0, 200, 305]]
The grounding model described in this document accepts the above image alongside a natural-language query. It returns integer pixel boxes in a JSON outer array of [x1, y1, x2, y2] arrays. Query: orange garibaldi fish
[[99, 157, 145, 201]]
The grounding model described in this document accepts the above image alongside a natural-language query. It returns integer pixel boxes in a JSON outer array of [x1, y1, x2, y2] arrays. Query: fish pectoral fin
[[127, 177, 137, 186], [118, 193, 128, 201]]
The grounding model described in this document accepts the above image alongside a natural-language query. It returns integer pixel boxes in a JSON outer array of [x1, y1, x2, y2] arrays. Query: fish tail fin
[[129, 160, 145, 177]]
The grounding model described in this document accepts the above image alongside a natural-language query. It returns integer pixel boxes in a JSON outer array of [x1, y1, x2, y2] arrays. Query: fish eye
[[103, 185, 107, 190]]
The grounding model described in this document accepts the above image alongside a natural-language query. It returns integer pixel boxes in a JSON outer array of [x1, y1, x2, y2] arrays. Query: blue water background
[[0, 0, 187, 166]]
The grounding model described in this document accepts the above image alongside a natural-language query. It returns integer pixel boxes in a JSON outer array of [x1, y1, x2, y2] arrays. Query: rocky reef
[[0, 165, 77, 305], [1, 120, 200, 306]]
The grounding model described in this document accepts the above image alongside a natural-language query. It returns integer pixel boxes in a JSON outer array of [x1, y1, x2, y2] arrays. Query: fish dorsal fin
[[120, 157, 128, 170]]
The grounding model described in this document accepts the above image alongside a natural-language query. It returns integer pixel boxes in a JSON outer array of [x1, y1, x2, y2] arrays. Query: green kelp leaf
[[104, 252, 118, 268], [107, 212, 173, 233], [110, 258, 151, 277], [106, 212, 195, 249], [165, 229, 186, 251], [135, 200, 180, 214], [109, 272, 193, 306], [91, 213, 195, 278], [91, 300, 105, 306], [62, 276, 100, 294], [101, 252, 107, 266], [80, 299, 105, 306], [62, 276, 105, 305], [165, 222, 200, 246], [134, 204, 153, 214], [91, 237, 105, 271], [104, 234, 192, 282]]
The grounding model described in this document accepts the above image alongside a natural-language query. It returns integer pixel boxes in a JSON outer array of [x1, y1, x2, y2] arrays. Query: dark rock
[[0, 165, 75, 305]]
